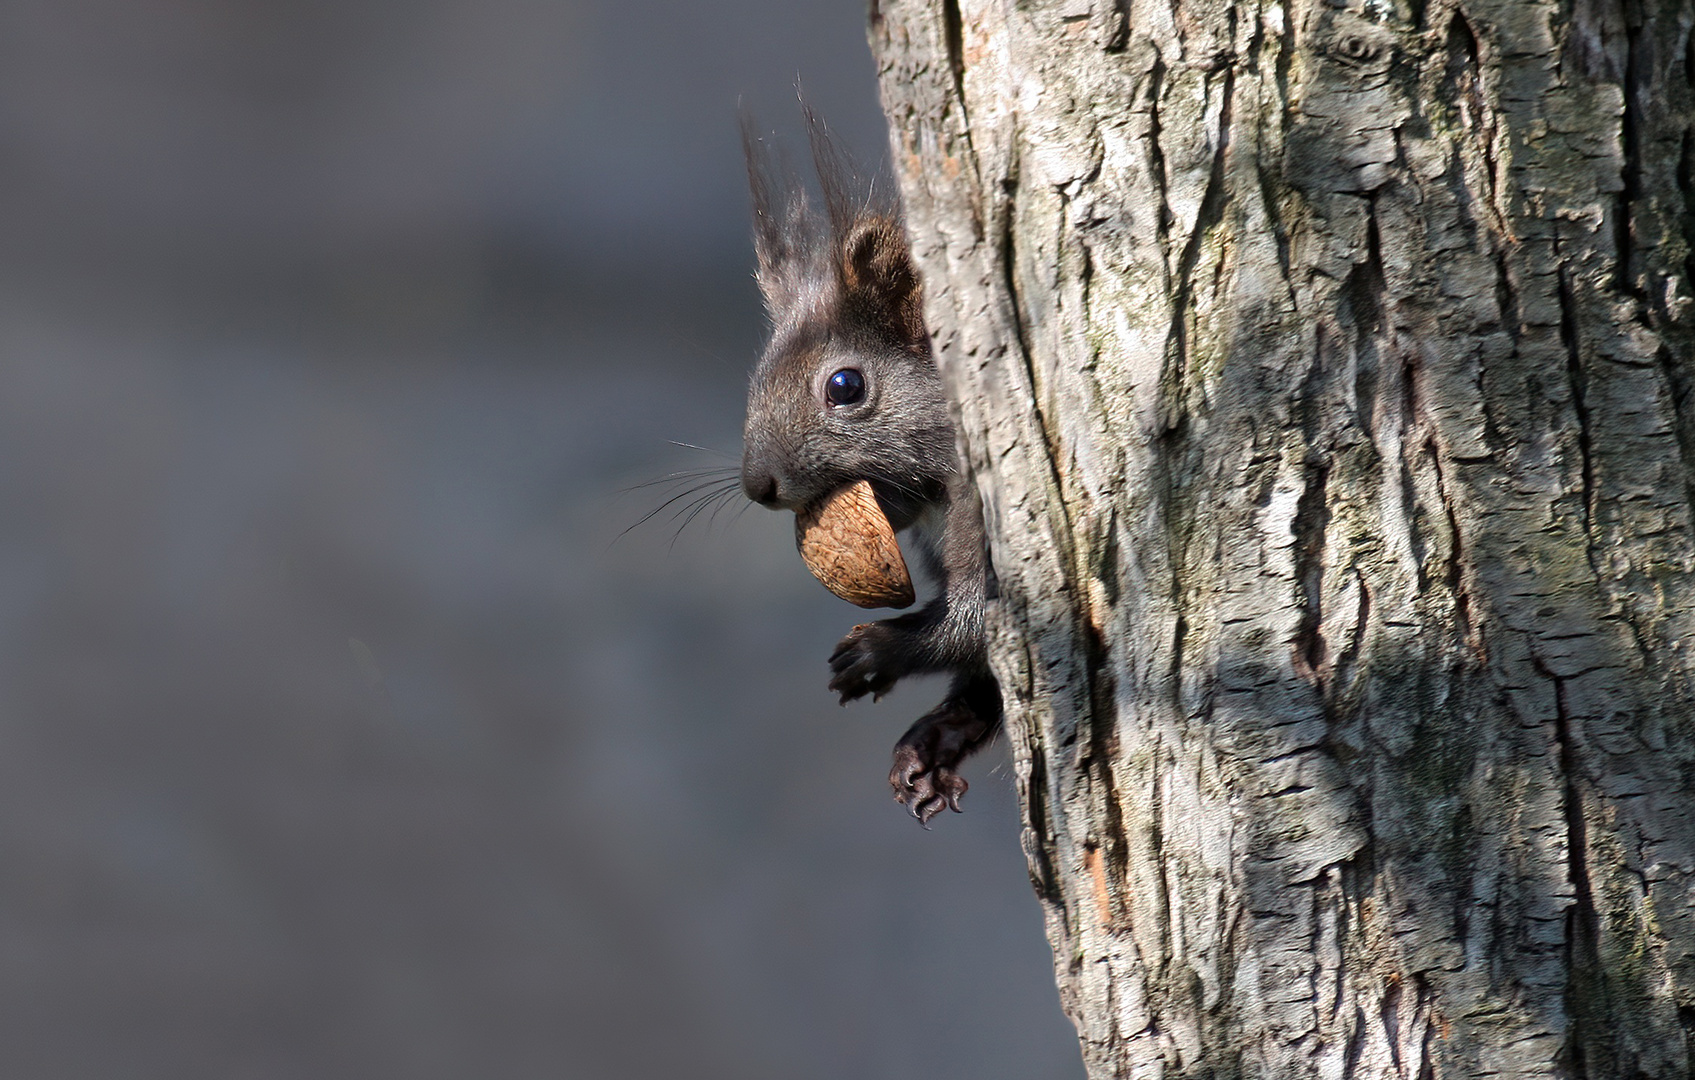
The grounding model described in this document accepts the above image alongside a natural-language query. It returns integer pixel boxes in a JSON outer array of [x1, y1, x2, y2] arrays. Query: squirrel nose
[[743, 471, 780, 507]]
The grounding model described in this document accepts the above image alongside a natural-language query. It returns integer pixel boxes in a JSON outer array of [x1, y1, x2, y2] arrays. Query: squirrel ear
[[841, 220, 926, 350]]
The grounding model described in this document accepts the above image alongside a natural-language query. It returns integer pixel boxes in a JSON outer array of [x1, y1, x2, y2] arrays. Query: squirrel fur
[[739, 113, 1001, 823]]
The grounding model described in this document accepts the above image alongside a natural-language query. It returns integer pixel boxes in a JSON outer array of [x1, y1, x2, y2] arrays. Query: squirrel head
[[739, 111, 953, 531]]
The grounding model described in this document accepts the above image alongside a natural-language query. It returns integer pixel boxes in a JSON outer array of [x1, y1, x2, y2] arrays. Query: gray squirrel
[[738, 113, 1001, 823]]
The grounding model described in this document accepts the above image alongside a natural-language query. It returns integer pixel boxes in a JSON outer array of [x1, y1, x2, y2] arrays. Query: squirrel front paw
[[827, 622, 907, 702]]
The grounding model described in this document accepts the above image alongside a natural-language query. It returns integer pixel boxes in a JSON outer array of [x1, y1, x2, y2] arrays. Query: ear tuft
[[742, 111, 823, 319]]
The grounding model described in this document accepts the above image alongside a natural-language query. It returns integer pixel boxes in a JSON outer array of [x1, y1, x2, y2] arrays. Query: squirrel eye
[[825, 368, 866, 407]]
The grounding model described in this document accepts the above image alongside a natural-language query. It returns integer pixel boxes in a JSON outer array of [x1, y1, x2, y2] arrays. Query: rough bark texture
[[869, 0, 1695, 1075]]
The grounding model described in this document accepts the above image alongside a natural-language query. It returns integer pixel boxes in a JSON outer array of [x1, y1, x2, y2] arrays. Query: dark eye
[[825, 368, 866, 407]]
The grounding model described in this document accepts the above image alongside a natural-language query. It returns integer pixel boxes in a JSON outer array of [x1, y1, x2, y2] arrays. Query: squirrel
[[738, 112, 1001, 824]]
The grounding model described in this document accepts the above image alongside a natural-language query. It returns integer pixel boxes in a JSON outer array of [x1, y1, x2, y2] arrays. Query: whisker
[[723, 492, 763, 531], [620, 477, 741, 538], [664, 481, 742, 525], [667, 440, 733, 456], [695, 484, 757, 537], [868, 475, 931, 505], [668, 486, 745, 550], [620, 466, 739, 494], [875, 478, 923, 499], [707, 487, 746, 529], [651, 476, 740, 510]]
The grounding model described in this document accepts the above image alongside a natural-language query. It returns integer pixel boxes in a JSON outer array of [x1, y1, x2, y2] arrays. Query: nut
[[795, 480, 915, 609]]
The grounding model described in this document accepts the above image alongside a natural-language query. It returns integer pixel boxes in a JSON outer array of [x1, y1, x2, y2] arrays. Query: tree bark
[[870, 0, 1695, 1075]]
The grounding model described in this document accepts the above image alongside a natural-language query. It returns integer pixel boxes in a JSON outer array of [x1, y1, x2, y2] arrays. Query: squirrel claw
[[886, 686, 998, 824], [889, 743, 969, 824]]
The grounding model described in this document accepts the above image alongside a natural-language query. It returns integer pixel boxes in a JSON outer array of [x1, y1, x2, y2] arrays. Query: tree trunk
[[870, 0, 1695, 1075]]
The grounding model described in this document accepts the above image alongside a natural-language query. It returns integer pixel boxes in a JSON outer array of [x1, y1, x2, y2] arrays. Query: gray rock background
[[0, 2, 1081, 1077]]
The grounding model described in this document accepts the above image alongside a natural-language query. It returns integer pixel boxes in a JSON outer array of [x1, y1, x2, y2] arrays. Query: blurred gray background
[[0, 2, 1084, 1077]]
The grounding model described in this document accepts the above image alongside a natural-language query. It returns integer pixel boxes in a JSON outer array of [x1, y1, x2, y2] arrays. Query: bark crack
[[1256, 160, 1293, 289], [1617, 3, 1645, 301], [1382, 973, 1405, 1074], [1083, 525, 1127, 937], [939, 0, 968, 128], [1554, 244, 1603, 580], [1102, 0, 1129, 52], [1248, 0, 1290, 291], [1493, 251, 1521, 344], [1425, 434, 1482, 657], [1001, 172, 1079, 560], [1293, 456, 1331, 684], [1160, 63, 1235, 426], [1680, 125, 1695, 298], [1444, 12, 1509, 242], [1542, 660, 1612, 1079], [1330, 566, 1370, 698], [1147, 55, 1171, 263], [1657, 343, 1695, 521], [1018, 636, 1064, 906], [1273, 0, 1292, 151], [1152, 59, 1234, 729]]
